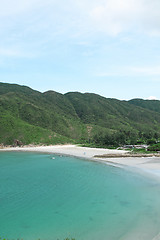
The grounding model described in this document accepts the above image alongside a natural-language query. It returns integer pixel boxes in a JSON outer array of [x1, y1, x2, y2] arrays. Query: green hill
[[0, 82, 160, 146], [129, 98, 160, 114]]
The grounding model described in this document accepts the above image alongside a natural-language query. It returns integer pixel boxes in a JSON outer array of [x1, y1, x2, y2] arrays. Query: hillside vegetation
[[0, 82, 160, 146]]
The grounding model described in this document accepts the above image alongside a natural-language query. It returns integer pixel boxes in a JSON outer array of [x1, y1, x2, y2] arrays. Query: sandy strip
[[0, 144, 127, 158], [1, 144, 160, 178]]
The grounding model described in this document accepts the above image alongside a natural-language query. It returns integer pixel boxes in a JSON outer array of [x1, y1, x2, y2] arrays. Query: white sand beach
[[1, 144, 160, 178]]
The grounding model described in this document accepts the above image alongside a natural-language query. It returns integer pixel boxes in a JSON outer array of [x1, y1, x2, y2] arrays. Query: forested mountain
[[129, 98, 160, 114], [0, 82, 160, 146]]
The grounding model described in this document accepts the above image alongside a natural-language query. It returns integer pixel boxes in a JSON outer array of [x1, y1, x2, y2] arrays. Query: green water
[[0, 152, 160, 240]]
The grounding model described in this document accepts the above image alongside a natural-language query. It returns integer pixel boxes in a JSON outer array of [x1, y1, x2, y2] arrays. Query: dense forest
[[0, 82, 160, 147]]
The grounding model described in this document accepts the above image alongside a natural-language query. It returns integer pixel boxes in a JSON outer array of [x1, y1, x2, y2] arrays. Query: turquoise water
[[0, 152, 160, 240]]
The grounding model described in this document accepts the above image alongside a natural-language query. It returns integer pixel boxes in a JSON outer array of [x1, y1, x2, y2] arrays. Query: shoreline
[[1, 144, 160, 178]]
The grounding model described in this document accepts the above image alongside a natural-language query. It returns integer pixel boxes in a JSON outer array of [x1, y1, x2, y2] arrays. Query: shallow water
[[0, 152, 160, 240]]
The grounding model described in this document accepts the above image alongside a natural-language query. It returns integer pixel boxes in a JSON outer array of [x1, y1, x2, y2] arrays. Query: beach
[[1, 144, 160, 178]]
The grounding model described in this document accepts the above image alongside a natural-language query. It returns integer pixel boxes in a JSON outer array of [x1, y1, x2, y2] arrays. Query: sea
[[0, 152, 160, 240]]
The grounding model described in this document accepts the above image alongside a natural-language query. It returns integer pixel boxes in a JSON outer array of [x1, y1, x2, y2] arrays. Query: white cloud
[[129, 66, 160, 76], [68, 0, 160, 36], [0, 0, 160, 64], [0, 0, 46, 17], [0, 48, 21, 57], [146, 96, 158, 100], [0, 0, 160, 38], [89, 0, 138, 35], [96, 65, 160, 78], [0, 47, 35, 58], [89, 0, 160, 35]]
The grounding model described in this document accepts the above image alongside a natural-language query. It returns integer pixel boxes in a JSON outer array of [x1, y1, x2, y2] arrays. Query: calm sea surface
[[0, 152, 160, 240]]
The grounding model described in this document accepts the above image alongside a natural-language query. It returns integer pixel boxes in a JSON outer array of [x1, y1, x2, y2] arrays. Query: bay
[[0, 152, 160, 240]]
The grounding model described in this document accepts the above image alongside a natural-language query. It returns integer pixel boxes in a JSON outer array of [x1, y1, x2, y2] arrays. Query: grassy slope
[[65, 92, 160, 133], [0, 113, 72, 145], [1, 82, 160, 145], [129, 99, 160, 114], [0, 83, 88, 145]]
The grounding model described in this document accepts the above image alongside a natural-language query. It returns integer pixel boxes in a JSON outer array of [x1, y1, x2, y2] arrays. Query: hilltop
[[0, 82, 160, 147]]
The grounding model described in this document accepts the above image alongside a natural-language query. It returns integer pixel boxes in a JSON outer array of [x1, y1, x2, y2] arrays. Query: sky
[[0, 0, 160, 100]]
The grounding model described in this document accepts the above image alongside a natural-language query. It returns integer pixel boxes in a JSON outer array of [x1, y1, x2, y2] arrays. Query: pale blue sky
[[0, 0, 160, 100]]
